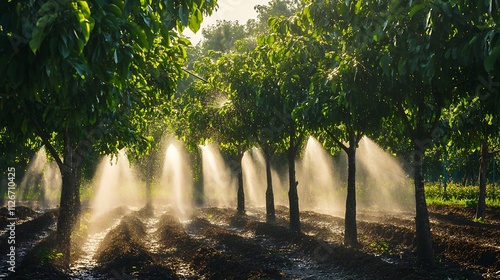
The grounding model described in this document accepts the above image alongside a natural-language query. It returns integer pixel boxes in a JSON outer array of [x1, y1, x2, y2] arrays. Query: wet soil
[[1, 204, 499, 279]]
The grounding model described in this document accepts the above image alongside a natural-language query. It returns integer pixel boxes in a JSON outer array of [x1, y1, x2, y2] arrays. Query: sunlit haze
[[183, 0, 271, 44]]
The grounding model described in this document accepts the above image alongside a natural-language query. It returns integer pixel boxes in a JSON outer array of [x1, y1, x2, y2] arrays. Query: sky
[[183, 0, 271, 44]]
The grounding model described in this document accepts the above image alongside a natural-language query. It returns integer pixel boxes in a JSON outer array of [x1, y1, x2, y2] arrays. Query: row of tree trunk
[[49, 130, 495, 268]]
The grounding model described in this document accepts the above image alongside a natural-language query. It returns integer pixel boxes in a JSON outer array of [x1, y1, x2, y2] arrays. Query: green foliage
[[0, 0, 218, 164], [200, 20, 249, 53], [36, 247, 63, 265], [0, 0, 217, 262], [464, 199, 477, 210], [370, 240, 393, 255], [425, 183, 500, 207], [170, 70, 223, 152]]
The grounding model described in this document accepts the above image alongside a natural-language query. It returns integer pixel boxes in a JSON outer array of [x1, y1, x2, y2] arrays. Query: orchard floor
[[1, 203, 499, 279]]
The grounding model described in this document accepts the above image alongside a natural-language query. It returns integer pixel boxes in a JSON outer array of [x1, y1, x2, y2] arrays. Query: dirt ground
[[1, 204, 499, 279]]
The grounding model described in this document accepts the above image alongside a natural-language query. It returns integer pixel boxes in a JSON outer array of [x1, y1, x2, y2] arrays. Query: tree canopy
[[0, 0, 218, 265]]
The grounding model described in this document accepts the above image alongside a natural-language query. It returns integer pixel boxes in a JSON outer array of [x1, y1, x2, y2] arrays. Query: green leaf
[[355, 0, 363, 15], [29, 14, 58, 54], [104, 3, 122, 17], [68, 59, 91, 77], [267, 17, 277, 29], [179, 6, 189, 26], [484, 45, 500, 72], [177, 37, 191, 46], [130, 23, 149, 49], [380, 54, 390, 75], [189, 8, 203, 33], [409, 3, 427, 18], [398, 58, 406, 75], [304, 4, 312, 23], [257, 35, 265, 46], [78, 0, 92, 18], [89, 113, 97, 125], [95, 0, 107, 8], [266, 35, 275, 45], [21, 119, 28, 135], [59, 41, 70, 58]]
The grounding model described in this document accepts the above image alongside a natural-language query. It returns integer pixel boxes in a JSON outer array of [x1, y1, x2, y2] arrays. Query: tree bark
[[30, 117, 82, 267], [70, 165, 82, 231], [57, 168, 75, 266], [344, 138, 358, 247], [288, 128, 300, 233], [145, 175, 153, 210], [56, 164, 81, 267], [237, 157, 245, 215], [264, 150, 276, 223], [476, 139, 488, 220], [194, 151, 204, 207], [56, 131, 83, 267], [443, 150, 448, 200], [144, 155, 154, 210], [413, 141, 434, 265]]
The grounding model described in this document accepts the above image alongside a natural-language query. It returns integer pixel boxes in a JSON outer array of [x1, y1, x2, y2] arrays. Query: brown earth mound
[[2, 204, 499, 279]]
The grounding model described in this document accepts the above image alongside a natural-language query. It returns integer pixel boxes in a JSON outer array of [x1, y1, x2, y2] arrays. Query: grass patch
[[425, 183, 500, 207]]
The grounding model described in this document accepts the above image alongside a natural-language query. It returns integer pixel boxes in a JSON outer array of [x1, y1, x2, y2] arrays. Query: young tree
[[446, 0, 500, 220], [377, 1, 479, 265], [180, 0, 305, 221], [200, 52, 253, 215], [212, 49, 287, 222], [170, 67, 227, 206], [297, 0, 390, 246], [264, 16, 322, 232], [449, 93, 500, 220]]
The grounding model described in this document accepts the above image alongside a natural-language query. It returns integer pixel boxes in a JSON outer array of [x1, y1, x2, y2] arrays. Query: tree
[[264, 15, 322, 232], [170, 65, 226, 206], [449, 93, 500, 220], [249, 55, 290, 224], [128, 113, 169, 211], [197, 51, 253, 215], [179, 0, 305, 221], [0, 0, 216, 265], [300, 0, 391, 247], [200, 20, 248, 53], [377, 0, 481, 265], [211, 48, 286, 222], [214, 55, 256, 215], [254, 0, 302, 32], [445, 0, 500, 220]]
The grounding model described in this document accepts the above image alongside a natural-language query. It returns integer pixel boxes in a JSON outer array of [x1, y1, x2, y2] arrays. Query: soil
[[1, 204, 499, 279]]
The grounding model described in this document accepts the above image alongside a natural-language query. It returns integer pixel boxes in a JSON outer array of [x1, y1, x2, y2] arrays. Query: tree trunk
[[476, 139, 488, 220], [344, 139, 358, 247], [145, 175, 153, 210], [413, 142, 434, 265], [443, 151, 448, 200], [57, 163, 82, 267], [57, 168, 74, 267], [70, 165, 82, 231], [56, 132, 83, 267], [145, 156, 154, 210], [237, 157, 245, 215], [264, 150, 276, 223], [194, 151, 204, 207], [288, 129, 300, 233]]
